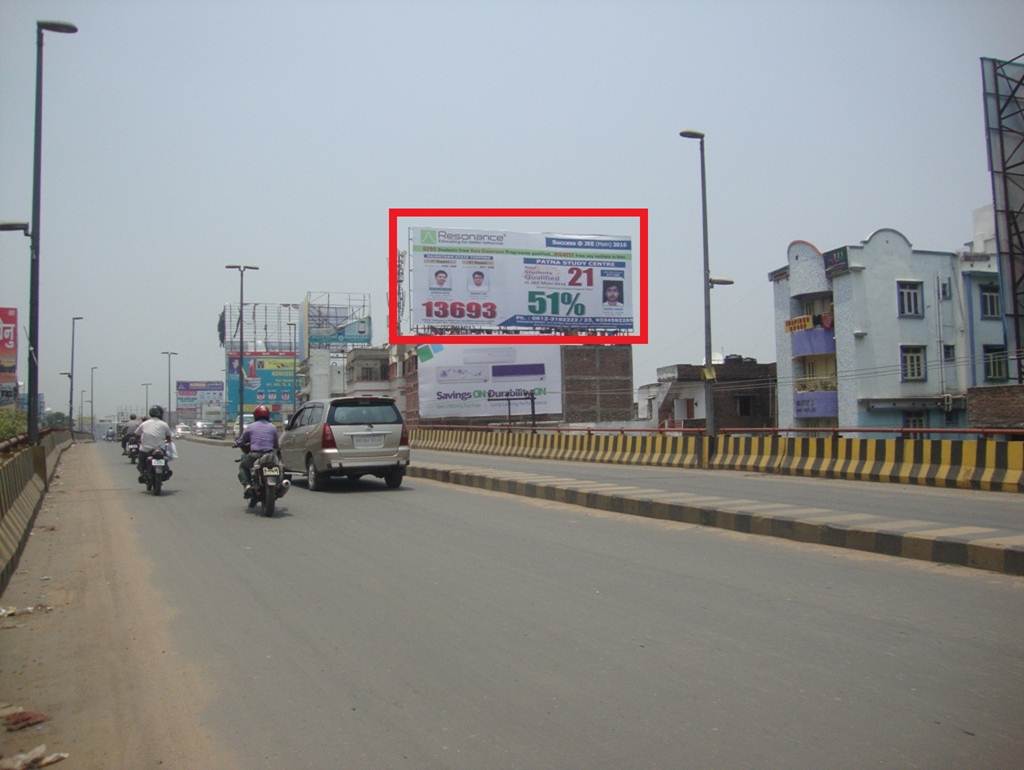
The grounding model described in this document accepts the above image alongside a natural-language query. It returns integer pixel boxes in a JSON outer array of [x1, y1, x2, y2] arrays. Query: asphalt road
[[414, 448, 1024, 532], [94, 440, 1023, 768]]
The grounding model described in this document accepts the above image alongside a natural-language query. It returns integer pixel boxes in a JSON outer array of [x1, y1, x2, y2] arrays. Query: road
[[414, 448, 1024, 532], [2, 440, 1022, 769]]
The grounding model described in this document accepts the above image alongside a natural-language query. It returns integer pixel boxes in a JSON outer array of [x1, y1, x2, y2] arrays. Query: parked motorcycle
[[246, 450, 291, 517]]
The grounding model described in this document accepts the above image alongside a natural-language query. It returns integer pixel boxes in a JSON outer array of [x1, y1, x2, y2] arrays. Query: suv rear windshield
[[328, 402, 402, 425]]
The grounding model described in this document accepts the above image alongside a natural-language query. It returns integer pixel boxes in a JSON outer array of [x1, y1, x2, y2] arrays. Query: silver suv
[[280, 397, 410, 490]]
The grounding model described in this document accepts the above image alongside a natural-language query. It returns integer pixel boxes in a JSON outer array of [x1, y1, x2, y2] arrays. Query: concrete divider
[[410, 429, 705, 469], [1, 431, 72, 596], [411, 428, 1022, 493]]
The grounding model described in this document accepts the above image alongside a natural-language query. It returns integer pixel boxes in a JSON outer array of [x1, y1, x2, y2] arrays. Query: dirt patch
[[0, 444, 237, 768]]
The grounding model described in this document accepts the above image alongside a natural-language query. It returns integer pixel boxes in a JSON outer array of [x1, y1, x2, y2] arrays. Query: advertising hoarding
[[0, 308, 17, 385], [306, 305, 372, 347], [225, 352, 296, 420], [175, 380, 224, 422], [410, 228, 633, 331], [416, 344, 562, 419]]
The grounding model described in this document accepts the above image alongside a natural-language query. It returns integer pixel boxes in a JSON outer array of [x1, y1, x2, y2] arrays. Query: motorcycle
[[244, 450, 291, 517], [142, 446, 170, 495], [126, 435, 140, 464]]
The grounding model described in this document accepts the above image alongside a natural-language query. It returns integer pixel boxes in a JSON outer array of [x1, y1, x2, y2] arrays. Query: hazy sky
[[1, 0, 1021, 420]]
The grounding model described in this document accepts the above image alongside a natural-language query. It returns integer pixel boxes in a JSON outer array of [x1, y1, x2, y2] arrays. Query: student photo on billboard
[[602, 280, 624, 307], [467, 270, 489, 294]]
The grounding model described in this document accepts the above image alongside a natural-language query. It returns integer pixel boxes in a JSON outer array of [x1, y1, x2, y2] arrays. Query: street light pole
[[225, 265, 259, 435], [680, 130, 717, 436], [287, 321, 297, 417], [142, 382, 151, 413], [29, 20, 78, 444], [160, 351, 178, 426], [90, 364, 97, 437], [68, 315, 82, 431]]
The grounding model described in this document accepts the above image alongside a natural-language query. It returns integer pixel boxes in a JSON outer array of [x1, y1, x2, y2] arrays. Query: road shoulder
[[0, 443, 237, 768]]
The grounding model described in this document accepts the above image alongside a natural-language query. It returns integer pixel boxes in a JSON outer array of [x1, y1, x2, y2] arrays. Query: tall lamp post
[[287, 321, 297, 417], [679, 130, 733, 436], [90, 365, 97, 437], [68, 315, 82, 431], [29, 20, 78, 444], [141, 382, 152, 413], [160, 351, 178, 426], [225, 265, 259, 435], [58, 371, 70, 428]]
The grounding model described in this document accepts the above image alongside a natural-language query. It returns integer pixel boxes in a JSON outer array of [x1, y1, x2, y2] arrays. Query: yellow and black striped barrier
[[410, 429, 706, 469], [410, 428, 1023, 493]]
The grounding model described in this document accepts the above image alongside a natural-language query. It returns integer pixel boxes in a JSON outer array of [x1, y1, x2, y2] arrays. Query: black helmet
[[149, 405, 164, 419], [129, 414, 137, 420]]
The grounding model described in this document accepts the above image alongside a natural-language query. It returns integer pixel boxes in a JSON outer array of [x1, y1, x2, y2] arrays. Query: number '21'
[[567, 267, 594, 286]]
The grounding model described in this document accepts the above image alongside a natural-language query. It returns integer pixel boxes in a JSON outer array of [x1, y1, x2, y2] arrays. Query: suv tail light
[[321, 423, 337, 449], [400, 424, 409, 446]]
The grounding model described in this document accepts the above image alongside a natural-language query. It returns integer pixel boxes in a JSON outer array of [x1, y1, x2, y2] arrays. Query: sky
[[1, 0, 1021, 421]]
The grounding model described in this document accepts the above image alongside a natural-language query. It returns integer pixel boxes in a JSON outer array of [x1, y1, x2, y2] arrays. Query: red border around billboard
[[388, 208, 648, 345]]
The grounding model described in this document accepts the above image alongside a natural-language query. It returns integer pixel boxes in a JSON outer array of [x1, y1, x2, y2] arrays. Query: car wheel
[[306, 457, 323, 491], [384, 468, 404, 489]]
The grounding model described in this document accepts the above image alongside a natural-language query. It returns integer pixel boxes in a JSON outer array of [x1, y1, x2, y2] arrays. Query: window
[[360, 366, 377, 381], [804, 359, 817, 378], [735, 395, 753, 417], [901, 346, 926, 381], [980, 284, 1000, 319], [940, 278, 952, 300], [902, 411, 927, 429], [897, 282, 923, 317], [984, 345, 1008, 381], [328, 401, 402, 425], [943, 344, 956, 363]]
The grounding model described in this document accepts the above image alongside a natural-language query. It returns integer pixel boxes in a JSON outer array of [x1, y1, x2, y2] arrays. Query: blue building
[[770, 225, 1005, 431]]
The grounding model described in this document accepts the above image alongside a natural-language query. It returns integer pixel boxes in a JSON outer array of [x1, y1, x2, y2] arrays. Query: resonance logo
[[420, 229, 438, 245]]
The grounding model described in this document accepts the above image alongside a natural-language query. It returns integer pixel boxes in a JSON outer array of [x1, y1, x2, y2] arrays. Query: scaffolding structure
[[983, 54, 1024, 382], [221, 302, 303, 354]]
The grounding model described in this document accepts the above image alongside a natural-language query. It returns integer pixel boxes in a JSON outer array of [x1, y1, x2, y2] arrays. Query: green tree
[[0, 409, 28, 441]]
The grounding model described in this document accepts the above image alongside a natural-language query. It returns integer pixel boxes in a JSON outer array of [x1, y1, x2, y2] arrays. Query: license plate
[[353, 435, 385, 449], [151, 459, 166, 467], [263, 468, 280, 476]]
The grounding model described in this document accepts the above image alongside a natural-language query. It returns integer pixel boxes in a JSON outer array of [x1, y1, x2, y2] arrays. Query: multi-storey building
[[769, 227, 1004, 431]]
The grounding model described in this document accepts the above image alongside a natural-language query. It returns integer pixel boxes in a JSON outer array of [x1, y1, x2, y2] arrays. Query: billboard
[[0, 308, 16, 385], [175, 380, 224, 422], [306, 305, 372, 347], [410, 227, 633, 331], [416, 344, 562, 419], [225, 351, 297, 420]]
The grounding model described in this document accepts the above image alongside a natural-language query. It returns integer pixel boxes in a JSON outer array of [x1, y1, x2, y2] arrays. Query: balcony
[[794, 390, 838, 418], [791, 327, 836, 357]]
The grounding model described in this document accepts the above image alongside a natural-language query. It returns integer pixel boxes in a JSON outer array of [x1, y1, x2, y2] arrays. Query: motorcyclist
[[121, 414, 142, 452], [234, 405, 279, 497], [135, 405, 174, 483]]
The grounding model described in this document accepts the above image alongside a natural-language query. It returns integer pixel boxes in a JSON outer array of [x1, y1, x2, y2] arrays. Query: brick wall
[[967, 384, 1024, 427], [562, 346, 634, 422]]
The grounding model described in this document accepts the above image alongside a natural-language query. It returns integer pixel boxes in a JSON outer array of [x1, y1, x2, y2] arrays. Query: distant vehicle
[[104, 427, 116, 441], [232, 415, 254, 436], [208, 423, 227, 440], [279, 396, 409, 491], [175, 424, 192, 437]]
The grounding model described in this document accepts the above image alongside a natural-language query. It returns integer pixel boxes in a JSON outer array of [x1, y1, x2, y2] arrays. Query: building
[[652, 356, 776, 429], [769, 227, 1005, 431]]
